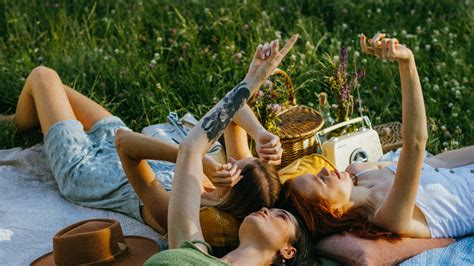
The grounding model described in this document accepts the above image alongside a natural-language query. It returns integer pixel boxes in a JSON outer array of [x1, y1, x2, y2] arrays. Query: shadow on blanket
[[0, 144, 164, 265]]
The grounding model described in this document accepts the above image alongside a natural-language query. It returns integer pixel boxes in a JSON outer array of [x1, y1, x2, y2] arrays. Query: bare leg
[[14, 66, 111, 134], [15, 66, 77, 134], [425, 146, 474, 168], [62, 85, 111, 131]]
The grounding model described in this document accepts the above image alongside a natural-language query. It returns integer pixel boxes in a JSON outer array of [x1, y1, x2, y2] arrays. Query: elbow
[[417, 127, 429, 144], [114, 128, 130, 156], [404, 130, 428, 151], [179, 134, 208, 156], [178, 138, 196, 155]]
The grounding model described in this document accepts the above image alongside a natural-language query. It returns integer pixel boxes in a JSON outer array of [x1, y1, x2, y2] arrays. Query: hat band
[[78, 242, 129, 265]]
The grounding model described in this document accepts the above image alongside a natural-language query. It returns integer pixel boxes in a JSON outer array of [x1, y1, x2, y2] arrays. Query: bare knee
[[25, 66, 61, 91], [28, 66, 59, 80]]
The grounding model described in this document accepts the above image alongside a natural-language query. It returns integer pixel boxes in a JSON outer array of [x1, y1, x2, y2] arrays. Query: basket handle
[[271, 68, 296, 106]]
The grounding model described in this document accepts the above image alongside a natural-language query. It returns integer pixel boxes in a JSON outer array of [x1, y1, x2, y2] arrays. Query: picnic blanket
[[401, 235, 473, 265], [0, 144, 472, 265], [0, 144, 164, 265]]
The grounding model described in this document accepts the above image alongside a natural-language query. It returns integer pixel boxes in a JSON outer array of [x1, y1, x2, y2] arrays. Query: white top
[[386, 163, 474, 238]]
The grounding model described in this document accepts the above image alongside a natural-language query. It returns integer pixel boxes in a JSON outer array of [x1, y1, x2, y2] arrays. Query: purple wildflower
[[269, 103, 282, 114], [341, 83, 349, 101], [339, 46, 348, 75]]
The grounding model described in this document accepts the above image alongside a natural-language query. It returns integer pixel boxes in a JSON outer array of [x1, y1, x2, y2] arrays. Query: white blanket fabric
[[0, 144, 164, 265]]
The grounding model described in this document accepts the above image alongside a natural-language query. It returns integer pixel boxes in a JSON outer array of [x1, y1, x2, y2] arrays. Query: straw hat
[[31, 219, 159, 265]]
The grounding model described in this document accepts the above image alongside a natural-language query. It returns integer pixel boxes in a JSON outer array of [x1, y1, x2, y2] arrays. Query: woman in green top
[[145, 34, 313, 265]]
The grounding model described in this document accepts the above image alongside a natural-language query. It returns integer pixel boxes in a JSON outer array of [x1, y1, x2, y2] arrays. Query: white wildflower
[[275, 31, 282, 39]]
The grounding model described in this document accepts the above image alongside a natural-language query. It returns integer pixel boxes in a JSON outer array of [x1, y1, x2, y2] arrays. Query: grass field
[[0, 0, 472, 153]]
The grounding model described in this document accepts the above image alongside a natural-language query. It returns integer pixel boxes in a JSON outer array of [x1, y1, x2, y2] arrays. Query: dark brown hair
[[283, 179, 400, 241], [285, 210, 315, 266], [216, 158, 281, 219]]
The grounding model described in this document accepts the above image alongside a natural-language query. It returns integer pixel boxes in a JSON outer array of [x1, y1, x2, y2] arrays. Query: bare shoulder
[[345, 161, 395, 175]]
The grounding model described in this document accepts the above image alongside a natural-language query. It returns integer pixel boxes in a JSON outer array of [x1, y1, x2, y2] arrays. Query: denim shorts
[[42, 116, 175, 222]]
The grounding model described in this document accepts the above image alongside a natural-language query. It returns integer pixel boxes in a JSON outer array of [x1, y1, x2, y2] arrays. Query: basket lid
[[276, 105, 324, 139]]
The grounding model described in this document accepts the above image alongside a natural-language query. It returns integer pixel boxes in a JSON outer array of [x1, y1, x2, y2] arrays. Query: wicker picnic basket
[[373, 121, 403, 153], [270, 69, 324, 168]]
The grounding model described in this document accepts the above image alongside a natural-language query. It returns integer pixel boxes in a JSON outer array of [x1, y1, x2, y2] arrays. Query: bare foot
[[0, 114, 15, 123]]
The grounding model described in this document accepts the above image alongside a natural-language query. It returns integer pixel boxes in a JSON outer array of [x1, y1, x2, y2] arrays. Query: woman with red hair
[[284, 33, 473, 240]]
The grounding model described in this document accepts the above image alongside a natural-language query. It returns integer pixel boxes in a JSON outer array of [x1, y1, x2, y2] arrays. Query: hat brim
[[30, 236, 159, 266]]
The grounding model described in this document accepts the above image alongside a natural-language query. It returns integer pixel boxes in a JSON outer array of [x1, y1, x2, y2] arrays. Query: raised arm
[[224, 103, 283, 165], [361, 33, 428, 235], [168, 35, 298, 250]]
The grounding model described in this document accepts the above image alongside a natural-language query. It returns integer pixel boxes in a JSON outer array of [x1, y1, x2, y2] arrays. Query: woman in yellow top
[[145, 34, 314, 265]]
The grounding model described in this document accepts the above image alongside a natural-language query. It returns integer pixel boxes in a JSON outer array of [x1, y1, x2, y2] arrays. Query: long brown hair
[[283, 179, 400, 241], [217, 159, 281, 219]]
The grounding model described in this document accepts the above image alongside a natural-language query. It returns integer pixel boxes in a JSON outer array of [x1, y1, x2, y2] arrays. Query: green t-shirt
[[144, 240, 233, 266]]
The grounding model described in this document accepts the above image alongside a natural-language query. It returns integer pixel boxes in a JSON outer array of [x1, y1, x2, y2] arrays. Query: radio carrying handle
[[315, 116, 373, 146]]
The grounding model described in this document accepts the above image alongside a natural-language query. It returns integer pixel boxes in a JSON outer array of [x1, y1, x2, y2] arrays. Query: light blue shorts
[[42, 116, 175, 222]]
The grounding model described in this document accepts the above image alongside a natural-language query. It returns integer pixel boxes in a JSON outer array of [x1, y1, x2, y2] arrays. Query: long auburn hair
[[283, 179, 400, 241], [216, 159, 281, 219]]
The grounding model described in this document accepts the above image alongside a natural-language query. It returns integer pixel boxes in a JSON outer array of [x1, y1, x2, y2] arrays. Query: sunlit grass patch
[[0, 0, 472, 153]]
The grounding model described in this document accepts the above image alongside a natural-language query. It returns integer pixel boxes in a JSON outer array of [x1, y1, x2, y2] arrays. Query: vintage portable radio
[[315, 116, 383, 171]]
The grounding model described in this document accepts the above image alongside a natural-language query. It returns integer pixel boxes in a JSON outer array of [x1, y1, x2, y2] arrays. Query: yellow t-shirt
[[278, 153, 336, 184]]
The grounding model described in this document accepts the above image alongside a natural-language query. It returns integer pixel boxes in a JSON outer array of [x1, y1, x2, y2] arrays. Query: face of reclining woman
[[292, 167, 353, 207], [239, 207, 298, 251]]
